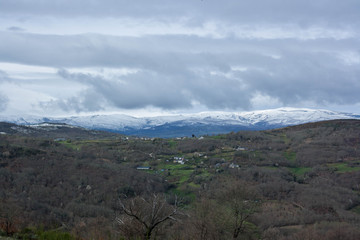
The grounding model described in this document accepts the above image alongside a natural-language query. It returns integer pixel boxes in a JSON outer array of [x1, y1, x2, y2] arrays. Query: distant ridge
[[0, 121, 121, 140], [1, 108, 360, 138]]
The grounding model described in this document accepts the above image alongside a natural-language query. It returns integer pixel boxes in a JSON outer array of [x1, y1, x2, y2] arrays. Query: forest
[[1, 119, 360, 239]]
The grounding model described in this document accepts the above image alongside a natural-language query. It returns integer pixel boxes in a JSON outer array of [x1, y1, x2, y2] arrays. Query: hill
[[1, 120, 360, 239], [0, 122, 122, 140]]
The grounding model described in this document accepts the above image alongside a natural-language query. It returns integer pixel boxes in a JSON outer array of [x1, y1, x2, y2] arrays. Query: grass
[[167, 140, 177, 149], [155, 162, 195, 185], [177, 170, 193, 184], [155, 161, 215, 191], [159, 163, 187, 170], [284, 151, 296, 163], [281, 133, 290, 144], [263, 166, 279, 170], [169, 188, 196, 203], [351, 205, 360, 214], [210, 135, 226, 139], [58, 140, 80, 150], [167, 167, 193, 184], [198, 169, 212, 177], [288, 167, 311, 177], [187, 182, 201, 188], [212, 152, 234, 160], [327, 163, 360, 173]]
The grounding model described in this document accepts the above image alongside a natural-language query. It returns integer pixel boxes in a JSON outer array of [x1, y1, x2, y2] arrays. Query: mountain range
[[1, 107, 360, 138]]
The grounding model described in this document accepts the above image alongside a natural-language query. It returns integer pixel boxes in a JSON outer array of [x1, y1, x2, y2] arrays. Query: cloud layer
[[0, 0, 360, 116]]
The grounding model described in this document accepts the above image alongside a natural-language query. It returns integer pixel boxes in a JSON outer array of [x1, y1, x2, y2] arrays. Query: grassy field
[[284, 150, 296, 164], [287, 166, 311, 177], [328, 162, 360, 173]]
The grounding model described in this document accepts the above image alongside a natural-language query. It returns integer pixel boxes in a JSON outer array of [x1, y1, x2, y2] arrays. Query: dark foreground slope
[[1, 120, 360, 239]]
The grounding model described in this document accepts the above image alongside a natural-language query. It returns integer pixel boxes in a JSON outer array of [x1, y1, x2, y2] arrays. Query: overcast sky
[[0, 0, 360, 117]]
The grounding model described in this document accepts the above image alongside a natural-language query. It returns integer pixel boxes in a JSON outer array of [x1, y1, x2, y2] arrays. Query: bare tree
[[117, 193, 180, 240], [183, 198, 226, 240], [225, 184, 260, 239], [212, 180, 260, 240]]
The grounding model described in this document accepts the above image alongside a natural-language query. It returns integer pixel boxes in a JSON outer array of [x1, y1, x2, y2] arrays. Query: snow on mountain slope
[[1, 108, 359, 137]]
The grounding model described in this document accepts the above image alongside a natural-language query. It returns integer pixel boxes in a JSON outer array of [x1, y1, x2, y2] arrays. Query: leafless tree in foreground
[[117, 194, 180, 240], [214, 179, 261, 239], [226, 186, 260, 239]]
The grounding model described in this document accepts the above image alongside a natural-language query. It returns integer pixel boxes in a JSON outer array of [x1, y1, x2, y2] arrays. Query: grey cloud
[[238, 51, 360, 106], [21, 30, 356, 112], [43, 56, 360, 113], [1, 0, 359, 26], [0, 70, 10, 82], [0, 93, 9, 112], [1, 14, 360, 113], [7, 26, 25, 32], [56, 69, 193, 110], [53, 66, 255, 112], [1, 32, 358, 69], [40, 89, 105, 113]]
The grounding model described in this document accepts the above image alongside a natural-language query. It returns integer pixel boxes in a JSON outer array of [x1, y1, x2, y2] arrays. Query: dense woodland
[[1, 120, 360, 239]]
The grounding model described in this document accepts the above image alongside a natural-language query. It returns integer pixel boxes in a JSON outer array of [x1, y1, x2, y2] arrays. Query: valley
[[0, 120, 360, 239]]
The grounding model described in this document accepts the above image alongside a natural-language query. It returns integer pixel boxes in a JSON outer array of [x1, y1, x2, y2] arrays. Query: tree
[[0, 200, 22, 236], [228, 185, 260, 239], [117, 193, 180, 240], [183, 198, 226, 240], [215, 181, 261, 239]]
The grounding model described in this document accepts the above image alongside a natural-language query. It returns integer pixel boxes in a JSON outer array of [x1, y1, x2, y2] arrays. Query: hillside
[[1, 120, 360, 239], [0, 122, 122, 140]]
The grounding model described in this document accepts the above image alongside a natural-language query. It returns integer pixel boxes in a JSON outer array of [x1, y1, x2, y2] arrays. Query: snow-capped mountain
[[1, 108, 359, 138]]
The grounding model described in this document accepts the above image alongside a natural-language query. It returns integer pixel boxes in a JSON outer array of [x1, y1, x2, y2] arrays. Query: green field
[[328, 162, 360, 173]]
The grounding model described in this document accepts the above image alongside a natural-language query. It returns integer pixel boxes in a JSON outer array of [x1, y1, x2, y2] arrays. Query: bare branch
[[117, 193, 181, 240]]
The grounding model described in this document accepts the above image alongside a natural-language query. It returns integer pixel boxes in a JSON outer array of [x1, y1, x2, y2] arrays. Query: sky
[[0, 0, 360, 117]]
